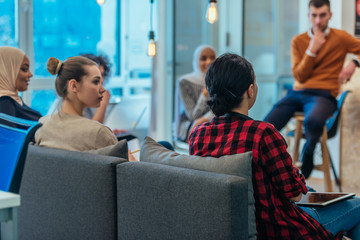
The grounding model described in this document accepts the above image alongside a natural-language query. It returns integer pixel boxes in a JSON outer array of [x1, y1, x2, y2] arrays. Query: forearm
[[190, 94, 210, 119], [180, 82, 209, 120], [292, 50, 316, 83]]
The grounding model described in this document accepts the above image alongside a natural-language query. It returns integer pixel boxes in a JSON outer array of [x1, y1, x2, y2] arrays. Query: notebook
[[115, 106, 147, 141], [296, 192, 355, 207]]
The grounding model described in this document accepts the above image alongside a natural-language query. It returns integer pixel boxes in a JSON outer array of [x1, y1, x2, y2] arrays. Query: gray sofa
[[18, 144, 250, 240]]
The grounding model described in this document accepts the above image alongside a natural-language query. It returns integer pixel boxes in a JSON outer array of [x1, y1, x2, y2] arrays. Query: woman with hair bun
[[189, 53, 360, 239], [0, 46, 41, 120], [35, 56, 135, 160], [173, 45, 216, 143]]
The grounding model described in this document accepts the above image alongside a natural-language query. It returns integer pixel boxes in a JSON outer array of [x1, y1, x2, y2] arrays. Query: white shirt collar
[[307, 27, 330, 38]]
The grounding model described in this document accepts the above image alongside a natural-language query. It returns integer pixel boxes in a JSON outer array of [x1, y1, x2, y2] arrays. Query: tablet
[[296, 192, 355, 207]]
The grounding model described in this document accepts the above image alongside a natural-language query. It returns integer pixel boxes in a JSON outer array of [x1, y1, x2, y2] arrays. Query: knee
[[304, 117, 325, 135], [157, 141, 174, 151]]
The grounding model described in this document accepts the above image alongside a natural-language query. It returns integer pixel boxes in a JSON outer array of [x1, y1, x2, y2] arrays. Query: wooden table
[[0, 191, 20, 240]]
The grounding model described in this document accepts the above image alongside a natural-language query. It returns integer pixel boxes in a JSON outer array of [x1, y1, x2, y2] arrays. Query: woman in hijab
[[173, 45, 216, 142], [0, 46, 41, 121]]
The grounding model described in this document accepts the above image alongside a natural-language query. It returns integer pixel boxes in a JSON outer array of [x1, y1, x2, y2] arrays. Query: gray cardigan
[[173, 78, 213, 141]]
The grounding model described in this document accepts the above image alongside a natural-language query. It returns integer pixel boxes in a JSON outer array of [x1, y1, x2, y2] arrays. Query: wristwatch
[[352, 59, 360, 68]]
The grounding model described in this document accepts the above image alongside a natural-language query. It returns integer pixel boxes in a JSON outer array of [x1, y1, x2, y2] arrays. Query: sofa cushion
[[140, 136, 256, 239], [85, 139, 128, 159]]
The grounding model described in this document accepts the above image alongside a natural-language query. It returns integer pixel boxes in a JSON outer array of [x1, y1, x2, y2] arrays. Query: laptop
[[115, 106, 147, 141], [296, 192, 355, 207]]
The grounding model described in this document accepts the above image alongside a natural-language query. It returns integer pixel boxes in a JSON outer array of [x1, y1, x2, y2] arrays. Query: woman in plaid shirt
[[189, 53, 360, 240]]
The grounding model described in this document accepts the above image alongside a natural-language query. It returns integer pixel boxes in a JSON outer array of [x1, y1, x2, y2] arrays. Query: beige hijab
[[180, 45, 216, 86], [0, 46, 26, 105]]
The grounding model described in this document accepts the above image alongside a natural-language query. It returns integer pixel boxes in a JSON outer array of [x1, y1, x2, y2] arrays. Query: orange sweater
[[291, 28, 360, 96]]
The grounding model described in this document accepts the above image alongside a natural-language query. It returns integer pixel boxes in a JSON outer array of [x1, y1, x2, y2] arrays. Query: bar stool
[[290, 90, 350, 192]]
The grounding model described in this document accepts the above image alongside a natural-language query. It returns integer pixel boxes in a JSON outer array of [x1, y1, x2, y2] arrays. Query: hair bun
[[47, 57, 62, 75]]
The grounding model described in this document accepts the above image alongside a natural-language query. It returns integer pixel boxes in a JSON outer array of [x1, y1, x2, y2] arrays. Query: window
[[33, 0, 120, 77], [0, 0, 17, 47], [2, 0, 157, 116]]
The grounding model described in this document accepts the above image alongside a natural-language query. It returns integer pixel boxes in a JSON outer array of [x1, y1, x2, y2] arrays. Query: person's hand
[[113, 129, 128, 135], [100, 90, 111, 108], [308, 30, 326, 54], [202, 86, 209, 98], [128, 150, 138, 162], [91, 89, 111, 123], [338, 61, 357, 84]]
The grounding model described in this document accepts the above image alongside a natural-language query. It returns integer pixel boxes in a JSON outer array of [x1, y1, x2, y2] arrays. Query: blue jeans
[[264, 90, 337, 177], [157, 141, 175, 151], [264, 89, 337, 155], [300, 197, 360, 239]]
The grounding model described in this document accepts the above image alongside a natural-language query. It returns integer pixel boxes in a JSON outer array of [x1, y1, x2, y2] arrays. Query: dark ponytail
[[205, 53, 255, 116]]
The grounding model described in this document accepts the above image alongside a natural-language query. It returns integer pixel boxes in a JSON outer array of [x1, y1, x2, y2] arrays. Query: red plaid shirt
[[189, 112, 343, 240]]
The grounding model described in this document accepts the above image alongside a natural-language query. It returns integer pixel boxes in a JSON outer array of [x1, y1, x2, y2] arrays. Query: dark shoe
[[301, 153, 314, 179]]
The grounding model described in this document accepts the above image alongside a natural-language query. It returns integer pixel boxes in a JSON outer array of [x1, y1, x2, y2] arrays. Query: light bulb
[[206, 0, 218, 24], [97, 0, 105, 6], [148, 39, 156, 57], [148, 31, 156, 57]]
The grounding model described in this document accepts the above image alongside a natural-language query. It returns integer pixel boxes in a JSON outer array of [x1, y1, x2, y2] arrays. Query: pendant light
[[206, 0, 218, 24], [97, 0, 105, 6], [148, 0, 156, 57], [148, 31, 156, 57]]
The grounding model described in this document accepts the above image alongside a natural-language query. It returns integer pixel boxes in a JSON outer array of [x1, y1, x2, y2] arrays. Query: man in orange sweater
[[264, 0, 360, 178]]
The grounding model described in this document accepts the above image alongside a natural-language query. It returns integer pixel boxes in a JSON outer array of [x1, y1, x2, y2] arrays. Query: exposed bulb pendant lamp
[[97, 0, 105, 6], [206, 0, 218, 24], [148, 31, 156, 57], [148, 0, 156, 57]]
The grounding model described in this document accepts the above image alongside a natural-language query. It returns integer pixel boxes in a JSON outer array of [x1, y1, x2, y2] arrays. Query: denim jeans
[[300, 197, 360, 239], [264, 89, 337, 157]]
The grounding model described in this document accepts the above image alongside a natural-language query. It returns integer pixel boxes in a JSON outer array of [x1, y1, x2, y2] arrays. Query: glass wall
[[244, 0, 298, 77], [243, 0, 299, 120], [244, 0, 275, 75], [173, 0, 218, 81]]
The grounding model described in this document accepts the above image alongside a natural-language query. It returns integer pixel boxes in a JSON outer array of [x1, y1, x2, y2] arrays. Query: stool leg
[[329, 154, 342, 192], [320, 127, 333, 192], [293, 119, 303, 164]]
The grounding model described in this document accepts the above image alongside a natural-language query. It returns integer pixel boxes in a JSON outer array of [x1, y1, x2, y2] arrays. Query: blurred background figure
[[0, 46, 41, 121], [173, 45, 216, 143]]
